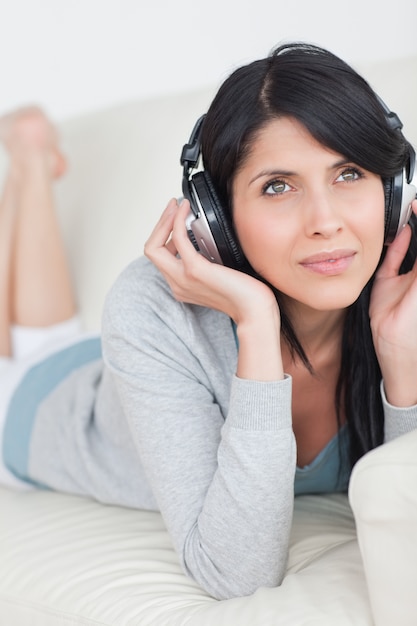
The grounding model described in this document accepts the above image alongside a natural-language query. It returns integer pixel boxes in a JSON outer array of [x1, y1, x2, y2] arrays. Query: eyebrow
[[249, 169, 294, 185], [248, 159, 352, 186]]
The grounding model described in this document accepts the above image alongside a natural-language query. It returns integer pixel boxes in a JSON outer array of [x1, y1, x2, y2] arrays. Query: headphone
[[181, 104, 416, 268]]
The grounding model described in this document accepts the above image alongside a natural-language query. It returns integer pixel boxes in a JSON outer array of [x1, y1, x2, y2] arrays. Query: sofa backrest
[[56, 86, 215, 329], [2, 56, 416, 331]]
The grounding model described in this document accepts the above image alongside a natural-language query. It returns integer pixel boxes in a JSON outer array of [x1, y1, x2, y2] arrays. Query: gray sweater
[[5, 256, 417, 599]]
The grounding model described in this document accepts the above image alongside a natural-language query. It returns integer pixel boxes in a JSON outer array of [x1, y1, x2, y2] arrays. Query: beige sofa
[[0, 55, 416, 625]]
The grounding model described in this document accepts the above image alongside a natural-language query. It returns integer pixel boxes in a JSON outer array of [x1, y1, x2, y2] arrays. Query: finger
[[170, 199, 194, 249], [376, 223, 412, 279], [173, 198, 192, 239], [165, 235, 178, 256], [144, 198, 178, 252], [153, 197, 178, 236], [171, 199, 210, 263]]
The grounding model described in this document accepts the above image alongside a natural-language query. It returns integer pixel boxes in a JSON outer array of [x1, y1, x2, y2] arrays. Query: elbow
[[180, 517, 291, 599], [183, 552, 288, 600]]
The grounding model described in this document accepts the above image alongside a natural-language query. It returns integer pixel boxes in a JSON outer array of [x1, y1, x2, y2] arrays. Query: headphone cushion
[[383, 173, 404, 244], [383, 177, 393, 242], [192, 171, 247, 269]]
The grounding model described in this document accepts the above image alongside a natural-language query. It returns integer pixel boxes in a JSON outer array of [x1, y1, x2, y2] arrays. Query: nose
[[303, 189, 344, 239]]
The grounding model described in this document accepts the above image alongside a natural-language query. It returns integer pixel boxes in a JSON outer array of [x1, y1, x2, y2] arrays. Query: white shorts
[[0, 316, 86, 490]]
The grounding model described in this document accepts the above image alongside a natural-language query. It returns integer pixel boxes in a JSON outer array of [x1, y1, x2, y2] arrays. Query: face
[[232, 117, 385, 312]]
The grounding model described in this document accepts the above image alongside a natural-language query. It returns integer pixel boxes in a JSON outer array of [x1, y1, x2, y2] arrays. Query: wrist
[[381, 374, 417, 408], [375, 341, 417, 407], [235, 304, 284, 381]]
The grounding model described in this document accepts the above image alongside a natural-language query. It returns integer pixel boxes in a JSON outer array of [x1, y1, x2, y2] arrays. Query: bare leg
[[0, 106, 76, 357], [0, 172, 18, 356]]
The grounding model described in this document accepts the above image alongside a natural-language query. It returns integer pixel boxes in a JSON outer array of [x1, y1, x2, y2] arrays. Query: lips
[[300, 249, 356, 275]]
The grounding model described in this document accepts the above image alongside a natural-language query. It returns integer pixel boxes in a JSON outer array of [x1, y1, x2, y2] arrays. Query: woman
[[0, 43, 416, 605]]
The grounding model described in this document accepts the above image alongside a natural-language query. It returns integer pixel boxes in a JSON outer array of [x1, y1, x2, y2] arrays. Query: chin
[[305, 288, 364, 311], [280, 282, 366, 313], [308, 297, 359, 312]]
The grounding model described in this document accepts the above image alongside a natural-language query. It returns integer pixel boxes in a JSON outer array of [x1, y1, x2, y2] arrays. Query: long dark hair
[[201, 42, 416, 467]]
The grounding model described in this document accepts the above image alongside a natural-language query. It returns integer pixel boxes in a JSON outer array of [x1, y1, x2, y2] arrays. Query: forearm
[[186, 435, 295, 599], [191, 300, 293, 597], [154, 375, 296, 599], [102, 258, 295, 598]]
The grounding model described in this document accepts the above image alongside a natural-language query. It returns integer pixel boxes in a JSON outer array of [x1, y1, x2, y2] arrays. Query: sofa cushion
[[0, 488, 373, 625]]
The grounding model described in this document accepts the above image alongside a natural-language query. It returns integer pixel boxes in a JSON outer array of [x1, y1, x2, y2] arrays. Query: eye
[[263, 179, 291, 195], [336, 167, 363, 183]]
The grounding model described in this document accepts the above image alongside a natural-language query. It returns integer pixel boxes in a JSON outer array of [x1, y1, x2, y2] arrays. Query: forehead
[[238, 117, 342, 174]]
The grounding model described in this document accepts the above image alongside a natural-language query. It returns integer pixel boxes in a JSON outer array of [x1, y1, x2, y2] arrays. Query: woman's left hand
[[369, 199, 417, 406]]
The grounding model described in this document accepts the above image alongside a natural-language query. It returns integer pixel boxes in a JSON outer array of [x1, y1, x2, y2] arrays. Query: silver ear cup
[[185, 204, 224, 265], [395, 175, 416, 240]]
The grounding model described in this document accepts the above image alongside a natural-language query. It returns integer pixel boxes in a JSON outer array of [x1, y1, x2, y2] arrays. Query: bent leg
[[0, 171, 18, 356], [0, 107, 81, 491], [0, 107, 76, 339], [349, 430, 417, 626]]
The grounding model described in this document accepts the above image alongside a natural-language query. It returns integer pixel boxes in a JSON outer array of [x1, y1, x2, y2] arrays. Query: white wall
[[0, 0, 416, 121]]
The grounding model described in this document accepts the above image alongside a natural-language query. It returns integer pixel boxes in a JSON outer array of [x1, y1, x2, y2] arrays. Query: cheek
[[360, 193, 386, 250], [234, 213, 292, 274]]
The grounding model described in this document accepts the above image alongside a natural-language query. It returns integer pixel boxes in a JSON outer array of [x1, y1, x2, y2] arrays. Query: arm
[[370, 200, 417, 409], [102, 243, 296, 600]]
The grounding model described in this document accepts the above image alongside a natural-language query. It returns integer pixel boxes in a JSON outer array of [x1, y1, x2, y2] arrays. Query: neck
[[281, 297, 346, 362]]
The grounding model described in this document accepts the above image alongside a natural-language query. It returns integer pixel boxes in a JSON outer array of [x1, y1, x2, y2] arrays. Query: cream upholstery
[[0, 490, 373, 625], [349, 429, 417, 626], [0, 55, 416, 625]]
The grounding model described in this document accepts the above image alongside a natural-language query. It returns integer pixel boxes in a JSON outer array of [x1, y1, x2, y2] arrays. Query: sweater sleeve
[[381, 380, 417, 442], [101, 257, 296, 600]]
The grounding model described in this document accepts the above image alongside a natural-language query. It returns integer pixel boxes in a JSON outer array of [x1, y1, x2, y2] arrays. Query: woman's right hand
[[144, 198, 284, 381], [144, 198, 274, 322]]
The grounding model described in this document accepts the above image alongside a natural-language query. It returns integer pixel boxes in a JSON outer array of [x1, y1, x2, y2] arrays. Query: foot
[[0, 106, 67, 179]]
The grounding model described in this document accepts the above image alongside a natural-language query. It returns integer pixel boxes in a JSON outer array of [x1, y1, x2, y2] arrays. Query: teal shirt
[[294, 426, 350, 494]]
